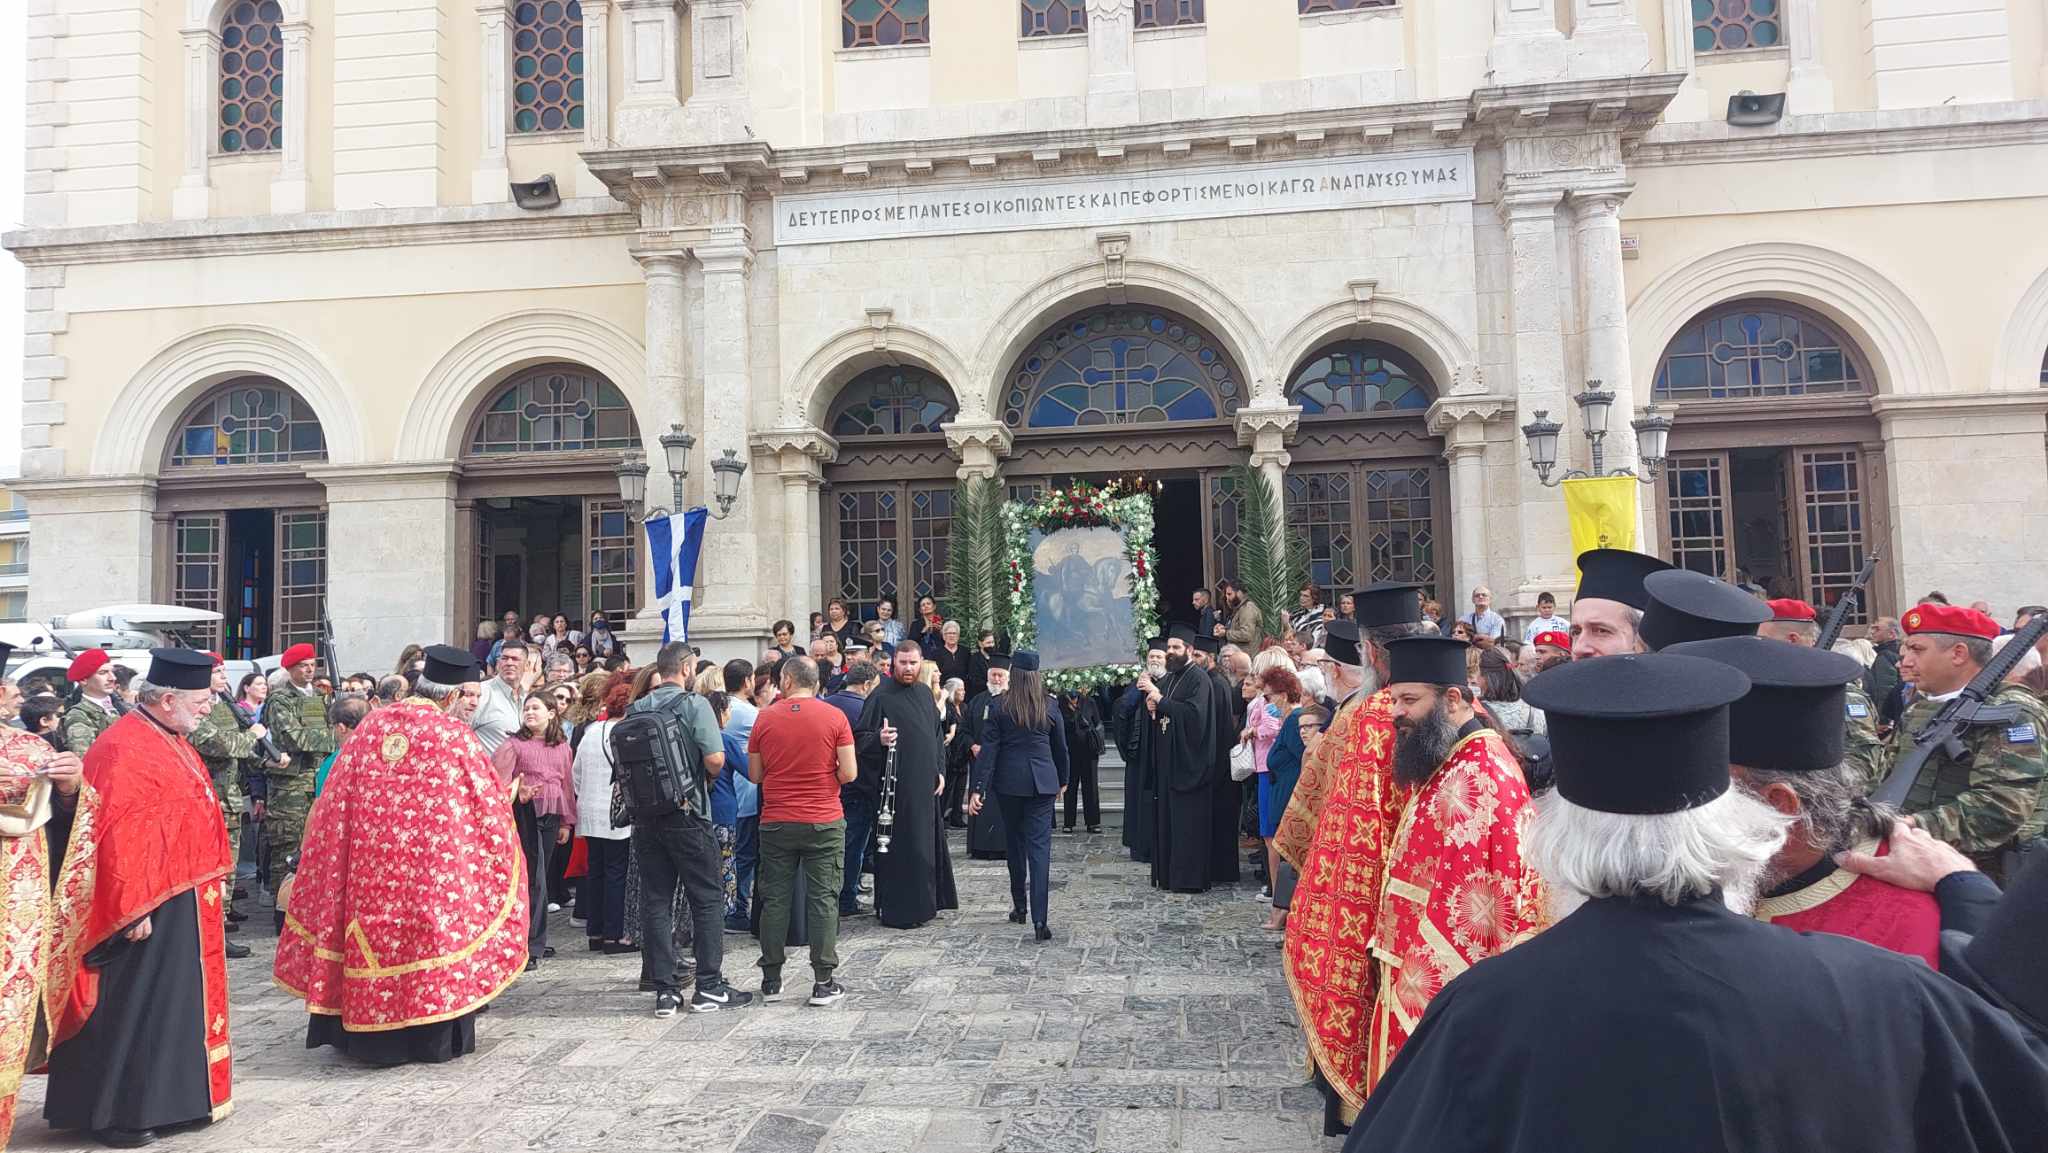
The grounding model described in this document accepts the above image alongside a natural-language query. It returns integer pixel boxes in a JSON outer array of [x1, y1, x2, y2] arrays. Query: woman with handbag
[[966, 652, 1070, 942], [1241, 663, 1300, 908]]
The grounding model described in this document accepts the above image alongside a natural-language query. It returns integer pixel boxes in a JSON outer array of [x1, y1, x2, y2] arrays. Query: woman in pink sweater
[[493, 692, 576, 972]]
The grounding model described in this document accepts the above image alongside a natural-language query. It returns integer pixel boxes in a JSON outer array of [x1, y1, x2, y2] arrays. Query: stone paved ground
[[13, 830, 1337, 1153]]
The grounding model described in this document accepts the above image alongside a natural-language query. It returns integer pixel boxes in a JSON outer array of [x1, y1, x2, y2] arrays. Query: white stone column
[[1084, 0, 1138, 126], [174, 23, 219, 220], [271, 7, 311, 212], [1566, 0, 1649, 76], [1500, 188, 1573, 590], [615, 0, 686, 146], [12, 478, 157, 620], [583, 0, 612, 146], [683, 0, 749, 141], [1571, 187, 1636, 474], [307, 463, 460, 670], [639, 250, 688, 430], [753, 429, 836, 628], [944, 419, 1014, 483], [1489, 0, 1566, 84], [692, 233, 764, 626], [1658, 0, 1709, 121], [1785, 0, 1833, 114], [1427, 398, 1508, 613], [473, 0, 512, 203]]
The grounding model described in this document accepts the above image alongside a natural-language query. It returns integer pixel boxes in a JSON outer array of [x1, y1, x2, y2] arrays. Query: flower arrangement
[[1000, 481, 1160, 691]]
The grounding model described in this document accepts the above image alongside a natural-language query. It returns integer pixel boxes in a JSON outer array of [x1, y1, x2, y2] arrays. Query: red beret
[[1532, 630, 1570, 651], [1901, 604, 1999, 641], [207, 651, 224, 666], [281, 642, 318, 668], [1767, 599, 1817, 622], [66, 648, 110, 682]]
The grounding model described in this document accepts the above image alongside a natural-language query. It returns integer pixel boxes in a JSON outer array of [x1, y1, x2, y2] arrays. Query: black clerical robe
[[1113, 685, 1153, 863], [1347, 892, 2048, 1153], [1205, 666, 1241, 884], [963, 691, 1009, 860], [1149, 665, 1216, 892], [857, 678, 958, 929]]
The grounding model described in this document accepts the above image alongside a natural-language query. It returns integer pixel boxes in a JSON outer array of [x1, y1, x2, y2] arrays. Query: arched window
[[1654, 301, 1866, 402], [1136, 0, 1203, 27], [2039, 346, 2047, 386], [1693, 0, 1781, 53], [218, 0, 283, 154], [1297, 0, 1392, 12], [512, 0, 585, 133], [829, 366, 958, 438], [1003, 307, 1241, 429], [168, 378, 326, 467], [1020, 0, 1084, 37], [1286, 340, 1433, 415], [843, 0, 929, 48], [468, 364, 639, 455]]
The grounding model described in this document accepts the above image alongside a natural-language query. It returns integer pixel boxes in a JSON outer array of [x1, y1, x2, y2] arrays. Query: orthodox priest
[[857, 641, 958, 928], [274, 645, 528, 1066], [0, 693, 84, 1147], [1364, 637, 1542, 1096], [1349, 652, 2048, 1153], [1192, 636, 1242, 885], [1666, 635, 1939, 965], [1114, 637, 1168, 865], [1145, 627, 1217, 892], [964, 653, 1012, 861], [1275, 585, 1424, 1135], [44, 648, 234, 1148]]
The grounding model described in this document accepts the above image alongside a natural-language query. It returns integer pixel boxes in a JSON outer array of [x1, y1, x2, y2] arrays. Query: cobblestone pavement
[[13, 829, 1334, 1153]]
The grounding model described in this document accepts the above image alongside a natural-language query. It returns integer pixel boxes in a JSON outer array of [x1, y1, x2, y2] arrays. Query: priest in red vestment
[[0, 676, 86, 1149], [1362, 636, 1543, 1098], [42, 648, 234, 1148], [274, 644, 527, 1066], [1666, 635, 1940, 965]]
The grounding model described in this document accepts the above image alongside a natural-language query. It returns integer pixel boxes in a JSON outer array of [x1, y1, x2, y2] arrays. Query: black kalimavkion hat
[[1521, 652, 1750, 815], [1385, 636, 1470, 688], [422, 644, 478, 685], [1663, 636, 1863, 773], [1575, 549, 1675, 612], [1640, 569, 1772, 652], [1010, 650, 1040, 672], [147, 647, 214, 690], [1322, 621, 1363, 667], [1351, 583, 1424, 630]]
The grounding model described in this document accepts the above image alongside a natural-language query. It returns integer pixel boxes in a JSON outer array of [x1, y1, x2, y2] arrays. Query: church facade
[[9, 0, 2048, 666]]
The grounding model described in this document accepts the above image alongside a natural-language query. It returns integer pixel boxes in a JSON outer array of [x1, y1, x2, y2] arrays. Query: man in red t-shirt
[[747, 654, 858, 1007]]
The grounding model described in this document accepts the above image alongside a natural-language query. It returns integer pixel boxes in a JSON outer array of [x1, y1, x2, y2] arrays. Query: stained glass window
[[828, 367, 958, 437], [1287, 341, 1433, 415], [1799, 449, 1867, 625], [1297, 0, 1395, 13], [910, 486, 952, 603], [1694, 0, 1781, 52], [513, 0, 585, 133], [586, 500, 640, 617], [1666, 455, 1731, 578], [1364, 468, 1435, 600], [835, 487, 900, 617], [1136, 0, 1203, 27], [170, 380, 327, 467], [1021, 0, 1084, 36], [1004, 307, 1239, 429], [2039, 346, 2047, 385], [843, 0, 929, 47], [173, 513, 225, 651], [1208, 470, 1242, 588], [1285, 469, 1355, 606], [1655, 303, 1866, 401], [219, 0, 283, 153], [469, 365, 640, 454], [275, 510, 327, 652]]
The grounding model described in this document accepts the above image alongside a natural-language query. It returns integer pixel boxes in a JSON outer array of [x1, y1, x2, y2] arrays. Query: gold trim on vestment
[[273, 954, 525, 1032], [210, 1100, 234, 1123], [1754, 838, 1880, 922]]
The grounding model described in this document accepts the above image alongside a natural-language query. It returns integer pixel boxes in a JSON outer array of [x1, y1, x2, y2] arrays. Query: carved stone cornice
[[1234, 402, 1301, 448], [943, 419, 1014, 461], [750, 426, 839, 471], [1426, 394, 1516, 439]]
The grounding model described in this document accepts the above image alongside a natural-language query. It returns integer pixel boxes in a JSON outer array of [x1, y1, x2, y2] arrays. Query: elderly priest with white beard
[[1345, 652, 2048, 1153]]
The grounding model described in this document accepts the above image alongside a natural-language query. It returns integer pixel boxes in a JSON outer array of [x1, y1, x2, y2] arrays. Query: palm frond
[[1230, 464, 1306, 644]]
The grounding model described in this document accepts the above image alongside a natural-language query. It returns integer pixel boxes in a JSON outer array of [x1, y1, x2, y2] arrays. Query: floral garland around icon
[[1000, 481, 1159, 691]]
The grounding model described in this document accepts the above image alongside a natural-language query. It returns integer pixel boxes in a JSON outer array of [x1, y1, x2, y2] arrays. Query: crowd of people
[[5, 562, 2048, 1150]]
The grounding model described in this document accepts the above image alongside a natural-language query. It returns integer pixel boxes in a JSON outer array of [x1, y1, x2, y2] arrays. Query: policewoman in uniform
[[966, 651, 1070, 941]]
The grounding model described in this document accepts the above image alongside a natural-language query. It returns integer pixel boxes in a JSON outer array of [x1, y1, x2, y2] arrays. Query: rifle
[[1814, 547, 1883, 652], [1871, 614, 2048, 808], [318, 615, 342, 685]]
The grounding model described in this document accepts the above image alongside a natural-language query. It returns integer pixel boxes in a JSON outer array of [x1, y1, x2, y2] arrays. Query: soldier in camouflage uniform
[[264, 643, 337, 899], [1889, 603, 2048, 883], [1760, 601, 1891, 790], [59, 648, 121, 755], [188, 655, 276, 930]]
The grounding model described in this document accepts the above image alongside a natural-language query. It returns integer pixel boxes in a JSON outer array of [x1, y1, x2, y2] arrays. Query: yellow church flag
[[1562, 476, 1639, 573]]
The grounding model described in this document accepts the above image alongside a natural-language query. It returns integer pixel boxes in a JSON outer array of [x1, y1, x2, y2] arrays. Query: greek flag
[[645, 507, 708, 645]]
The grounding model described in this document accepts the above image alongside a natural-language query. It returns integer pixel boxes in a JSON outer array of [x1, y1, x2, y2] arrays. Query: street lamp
[[1521, 380, 1673, 487], [709, 448, 748, 518], [658, 424, 695, 514], [633, 423, 748, 521], [614, 452, 650, 519]]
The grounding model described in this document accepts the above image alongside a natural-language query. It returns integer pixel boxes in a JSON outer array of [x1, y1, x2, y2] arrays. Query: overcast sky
[[2, 8, 26, 478]]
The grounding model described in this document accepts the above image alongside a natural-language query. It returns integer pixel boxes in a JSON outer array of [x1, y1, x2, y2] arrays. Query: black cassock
[[1347, 892, 2048, 1153], [44, 889, 215, 1133], [1113, 685, 1154, 863], [1149, 666, 1216, 892], [1205, 667, 1241, 884], [857, 678, 959, 929], [963, 691, 1009, 860]]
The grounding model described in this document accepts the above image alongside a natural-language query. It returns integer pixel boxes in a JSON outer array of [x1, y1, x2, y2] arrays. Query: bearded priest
[[274, 644, 529, 1067], [1363, 636, 1544, 1099], [42, 648, 234, 1148]]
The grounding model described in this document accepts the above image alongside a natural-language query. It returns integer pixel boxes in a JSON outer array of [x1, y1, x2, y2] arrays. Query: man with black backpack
[[616, 641, 754, 1018]]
